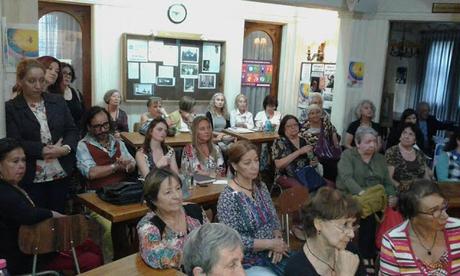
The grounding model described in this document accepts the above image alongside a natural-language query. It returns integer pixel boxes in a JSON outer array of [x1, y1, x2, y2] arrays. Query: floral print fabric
[[180, 144, 225, 177]]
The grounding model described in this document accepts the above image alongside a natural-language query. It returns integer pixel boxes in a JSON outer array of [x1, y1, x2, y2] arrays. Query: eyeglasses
[[62, 72, 73, 77], [419, 201, 448, 218], [331, 222, 360, 234], [90, 122, 110, 130]]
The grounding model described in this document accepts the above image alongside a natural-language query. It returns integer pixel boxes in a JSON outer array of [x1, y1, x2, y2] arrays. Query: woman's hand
[[298, 145, 313, 155], [270, 238, 289, 254], [215, 133, 225, 141], [335, 249, 360, 276]]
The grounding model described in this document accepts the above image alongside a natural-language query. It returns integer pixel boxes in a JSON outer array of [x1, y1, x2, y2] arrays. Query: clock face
[[168, 4, 187, 24]]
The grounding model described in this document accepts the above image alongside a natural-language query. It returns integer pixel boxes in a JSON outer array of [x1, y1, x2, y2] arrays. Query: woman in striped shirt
[[380, 179, 460, 275]]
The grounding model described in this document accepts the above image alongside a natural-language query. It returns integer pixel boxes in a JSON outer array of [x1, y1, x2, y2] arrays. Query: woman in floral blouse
[[138, 168, 208, 269], [217, 140, 289, 276], [181, 116, 226, 178]]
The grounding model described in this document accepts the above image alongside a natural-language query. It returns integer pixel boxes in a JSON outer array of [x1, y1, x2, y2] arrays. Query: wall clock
[[167, 4, 187, 24]]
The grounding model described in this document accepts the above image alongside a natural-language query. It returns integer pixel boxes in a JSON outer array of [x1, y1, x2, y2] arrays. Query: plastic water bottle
[[264, 119, 273, 133], [0, 259, 10, 276]]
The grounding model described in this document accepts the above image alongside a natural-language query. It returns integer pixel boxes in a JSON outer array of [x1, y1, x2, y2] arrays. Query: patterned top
[[272, 136, 311, 182], [180, 144, 225, 178], [436, 151, 460, 181], [385, 145, 427, 183], [28, 100, 67, 182], [217, 183, 281, 267], [380, 218, 460, 275], [137, 204, 208, 269], [300, 118, 337, 148]]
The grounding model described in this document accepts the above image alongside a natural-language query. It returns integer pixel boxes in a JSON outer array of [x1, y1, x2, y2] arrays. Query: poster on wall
[[5, 24, 39, 72], [347, 61, 364, 88], [127, 39, 148, 62], [202, 42, 221, 73], [241, 60, 273, 87]]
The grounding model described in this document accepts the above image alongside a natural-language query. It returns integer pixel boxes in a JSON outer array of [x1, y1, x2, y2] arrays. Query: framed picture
[[133, 83, 153, 96], [156, 77, 175, 87], [184, 78, 194, 92], [180, 46, 199, 63], [198, 74, 216, 89], [180, 63, 199, 79]]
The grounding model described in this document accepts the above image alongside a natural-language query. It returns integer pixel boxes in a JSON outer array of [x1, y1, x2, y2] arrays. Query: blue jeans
[[245, 252, 290, 276]]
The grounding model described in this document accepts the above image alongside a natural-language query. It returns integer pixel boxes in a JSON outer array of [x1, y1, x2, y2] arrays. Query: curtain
[[411, 30, 460, 122]]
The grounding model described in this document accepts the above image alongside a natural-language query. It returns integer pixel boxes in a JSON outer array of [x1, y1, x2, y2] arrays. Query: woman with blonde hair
[[230, 93, 254, 129], [206, 92, 233, 143]]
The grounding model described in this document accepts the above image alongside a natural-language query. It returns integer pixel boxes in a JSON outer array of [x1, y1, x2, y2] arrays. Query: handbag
[[353, 184, 387, 219], [96, 181, 143, 205], [375, 207, 403, 249], [294, 165, 326, 192], [314, 123, 341, 161]]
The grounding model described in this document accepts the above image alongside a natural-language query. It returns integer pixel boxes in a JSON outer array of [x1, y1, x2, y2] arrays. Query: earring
[[317, 230, 321, 235]]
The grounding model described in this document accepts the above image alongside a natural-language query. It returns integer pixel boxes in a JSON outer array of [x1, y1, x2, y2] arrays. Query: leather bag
[[96, 181, 143, 205]]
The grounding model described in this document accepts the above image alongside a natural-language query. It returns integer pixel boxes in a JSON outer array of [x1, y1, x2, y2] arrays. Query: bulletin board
[[298, 62, 336, 110], [122, 33, 225, 102]]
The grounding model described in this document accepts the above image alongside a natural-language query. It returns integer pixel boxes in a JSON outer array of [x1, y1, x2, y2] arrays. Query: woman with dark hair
[[137, 168, 209, 269], [136, 118, 178, 178], [60, 62, 85, 130], [0, 138, 101, 274], [218, 140, 289, 276], [436, 128, 460, 181], [103, 89, 128, 136], [6, 59, 78, 213], [36, 56, 63, 94], [285, 187, 365, 276], [380, 179, 460, 275], [344, 100, 382, 150], [254, 95, 281, 131], [386, 108, 424, 150], [169, 96, 196, 131], [272, 114, 321, 189], [385, 123, 431, 189]]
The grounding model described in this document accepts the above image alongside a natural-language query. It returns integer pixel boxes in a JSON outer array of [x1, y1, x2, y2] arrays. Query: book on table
[[193, 173, 216, 186]]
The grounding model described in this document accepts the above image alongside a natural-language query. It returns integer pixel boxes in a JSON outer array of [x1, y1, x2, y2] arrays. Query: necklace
[[411, 223, 437, 256], [233, 177, 253, 192], [305, 239, 336, 275], [399, 143, 415, 154]]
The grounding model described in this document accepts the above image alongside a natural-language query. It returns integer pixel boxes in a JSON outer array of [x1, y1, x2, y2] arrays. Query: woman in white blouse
[[230, 93, 254, 129], [254, 95, 282, 131]]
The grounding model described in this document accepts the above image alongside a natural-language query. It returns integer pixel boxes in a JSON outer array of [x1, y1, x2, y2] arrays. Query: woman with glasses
[[285, 187, 365, 276], [380, 179, 459, 275], [60, 62, 85, 131]]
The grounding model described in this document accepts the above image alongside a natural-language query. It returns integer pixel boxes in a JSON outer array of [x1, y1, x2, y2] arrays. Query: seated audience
[[380, 179, 458, 275], [205, 92, 234, 144], [6, 59, 78, 213], [183, 223, 245, 276], [386, 108, 424, 150], [136, 118, 179, 178], [272, 115, 321, 189], [344, 100, 382, 150], [37, 55, 63, 94], [138, 168, 209, 269], [181, 116, 226, 178], [169, 96, 196, 131], [230, 93, 254, 129], [337, 126, 395, 273], [299, 92, 330, 123], [60, 62, 86, 132], [104, 89, 128, 137], [385, 123, 431, 189], [140, 97, 170, 132], [300, 104, 340, 181], [285, 187, 365, 276], [436, 128, 460, 181], [218, 140, 289, 276], [0, 138, 101, 274], [254, 95, 281, 131]]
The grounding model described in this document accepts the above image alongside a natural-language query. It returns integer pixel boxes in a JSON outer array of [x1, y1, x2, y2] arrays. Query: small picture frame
[[156, 77, 175, 87], [180, 46, 199, 63], [133, 83, 153, 96], [198, 74, 216, 89], [180, 63, 199, 79], [184, 78, 194, 92]]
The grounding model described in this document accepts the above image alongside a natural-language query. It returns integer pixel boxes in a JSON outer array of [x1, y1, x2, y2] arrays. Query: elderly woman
[[218, 140, 289, 276], [436, 129, 460, 181], [380, 179, 460, 275], [254, 95, 281, 132], [206, 93, 234, 144], [183, 223, 245, 276], [136, 118, 179, 178], [385, 123, 431, 188], [337, 126, 395, 272], [0, 138, 101, 274], [181, 116, 226, 178], [138, 168, 209, 269], [344, 100, 382, 150], [285, 187, 365, 276], [37, 56, 62, 94], [272, 114, 320, 189], [299, 92, 329, 123], [169, 96, 196, 132], [104, 89, 128, 135], [60, 62, 85, 131], [6, 59, 78, 213], [386, 108, 424, 150], [230, 93, 254, 129]]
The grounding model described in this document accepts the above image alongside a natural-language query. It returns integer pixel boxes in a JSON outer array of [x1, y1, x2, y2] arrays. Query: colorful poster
[[347, 61, 364, 88], [5, 25, 39, 71], [241, 60, 273, 87]]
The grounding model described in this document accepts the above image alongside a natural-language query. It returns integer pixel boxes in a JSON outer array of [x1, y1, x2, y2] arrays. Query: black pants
[[359, 214, 379, 259], [23, 177, 70, 213]]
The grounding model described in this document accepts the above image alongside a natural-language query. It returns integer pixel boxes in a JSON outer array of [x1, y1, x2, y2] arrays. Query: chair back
[[18, 214, 88, 255], [133, 122, 141, 132], [277, 185, 309, 215]]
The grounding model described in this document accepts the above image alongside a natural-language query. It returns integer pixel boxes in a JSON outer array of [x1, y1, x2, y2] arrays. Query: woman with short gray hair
[[344, 99, 382, 150], [183, 223, 245, 276]]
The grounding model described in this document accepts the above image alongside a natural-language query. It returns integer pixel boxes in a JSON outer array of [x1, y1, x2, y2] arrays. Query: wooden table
[[223, 129, 279, 143], [78, 184, 225, 259], [80, 253, 184, 276], [121, 131, 191, 149]]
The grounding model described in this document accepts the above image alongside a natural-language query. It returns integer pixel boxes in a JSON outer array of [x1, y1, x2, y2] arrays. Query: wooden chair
[[276, 185, 309, 246], [18, 214, 89, 276]]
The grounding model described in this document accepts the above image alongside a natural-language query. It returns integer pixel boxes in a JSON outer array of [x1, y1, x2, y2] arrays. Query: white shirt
[[254, 110, 282, 131], [230, 109, 254, 129]]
